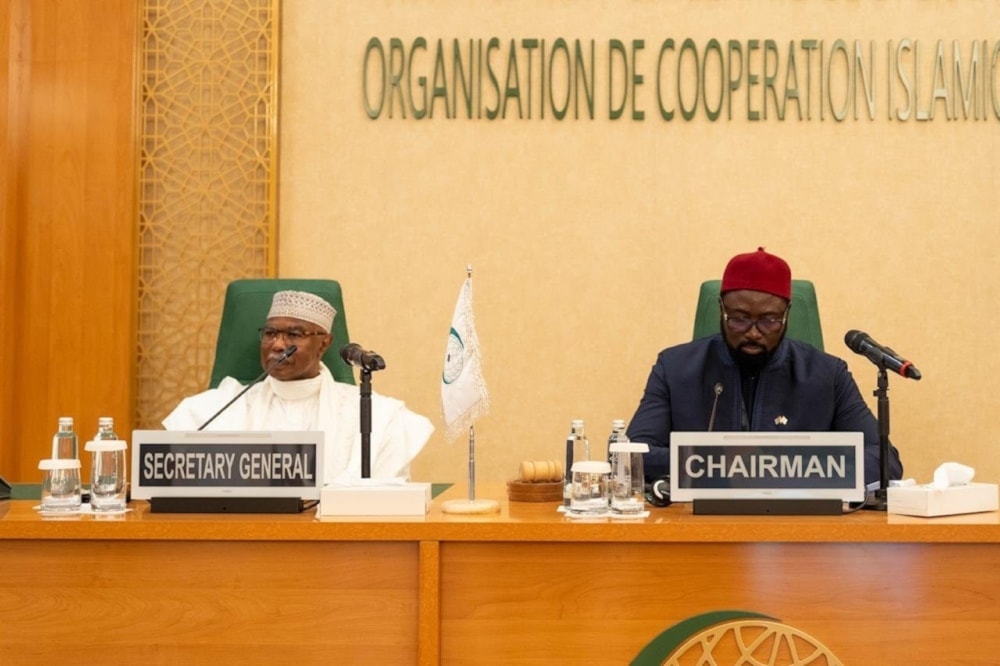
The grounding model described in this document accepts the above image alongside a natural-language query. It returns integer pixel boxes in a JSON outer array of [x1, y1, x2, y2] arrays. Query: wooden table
[[1, 485, 998, 665]]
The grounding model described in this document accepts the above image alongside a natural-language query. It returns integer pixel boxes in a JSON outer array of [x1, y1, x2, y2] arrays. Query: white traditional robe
[[162, 364, 433, 482]]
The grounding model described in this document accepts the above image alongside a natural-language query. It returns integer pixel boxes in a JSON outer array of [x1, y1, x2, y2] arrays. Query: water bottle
[[93, 417, 119, 441], [606, 418, 629, 463], [51, 416, 79, 460], [563, 419, 590, 507], [87, 418, 125, 512]]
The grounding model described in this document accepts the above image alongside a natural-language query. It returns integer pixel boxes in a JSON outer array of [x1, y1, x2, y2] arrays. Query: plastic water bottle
[[51, 417, 79, 460], [93, 417, 119, 441], [606, 418, 629, 463], [563, 419, 590, 507]]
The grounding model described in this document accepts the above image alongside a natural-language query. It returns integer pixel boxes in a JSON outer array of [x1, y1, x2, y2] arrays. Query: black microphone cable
[[197, 345, 298, 431]]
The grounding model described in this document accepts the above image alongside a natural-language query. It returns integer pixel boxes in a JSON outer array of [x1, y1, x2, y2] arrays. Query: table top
[[2, 483, 998, 543]]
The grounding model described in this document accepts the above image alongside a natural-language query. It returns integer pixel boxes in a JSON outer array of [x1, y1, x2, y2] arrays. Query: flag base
[[441, 498, 500, 514]]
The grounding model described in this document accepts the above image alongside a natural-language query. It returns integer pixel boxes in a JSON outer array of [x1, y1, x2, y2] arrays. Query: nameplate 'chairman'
[[670, 432, 865, 503]]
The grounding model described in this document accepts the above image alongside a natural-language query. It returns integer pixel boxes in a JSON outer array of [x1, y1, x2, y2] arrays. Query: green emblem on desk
[[632, 610, 844, 666]]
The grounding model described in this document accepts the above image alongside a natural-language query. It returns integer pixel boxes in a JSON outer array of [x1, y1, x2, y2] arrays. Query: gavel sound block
[[507, 460, 564, 502]]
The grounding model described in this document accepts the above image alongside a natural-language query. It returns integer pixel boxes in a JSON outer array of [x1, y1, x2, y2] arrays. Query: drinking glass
[[609, 441, 649, 515], [84, 440, 128, 512], [569, 460, 611, 515], [39, 458, 82, 512]]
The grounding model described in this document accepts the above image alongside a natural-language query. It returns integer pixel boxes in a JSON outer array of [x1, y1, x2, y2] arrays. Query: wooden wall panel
[[0, 1, 29, 483], [0, 0, 137, 481]]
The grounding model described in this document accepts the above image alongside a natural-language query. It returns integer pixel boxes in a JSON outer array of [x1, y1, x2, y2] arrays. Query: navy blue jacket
[[626, 334, 903, 486]]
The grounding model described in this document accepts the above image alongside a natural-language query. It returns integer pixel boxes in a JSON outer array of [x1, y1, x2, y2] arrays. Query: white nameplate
[[670, 431, 865, 503], [130, 430, 324, 500]]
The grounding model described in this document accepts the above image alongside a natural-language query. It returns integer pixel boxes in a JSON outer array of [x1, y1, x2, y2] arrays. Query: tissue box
[[887, 482, 999, 517], [319, 481, 431, 516]]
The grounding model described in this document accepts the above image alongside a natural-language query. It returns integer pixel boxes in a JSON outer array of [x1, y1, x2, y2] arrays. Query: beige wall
[[280, 1, 1000, 488]]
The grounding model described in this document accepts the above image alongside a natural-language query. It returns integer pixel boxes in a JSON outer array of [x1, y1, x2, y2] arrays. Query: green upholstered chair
[[692, 279, 825, 351], [208, 278, 355, 388]]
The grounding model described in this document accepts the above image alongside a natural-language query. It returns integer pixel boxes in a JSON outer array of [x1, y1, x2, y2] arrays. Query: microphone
[[707, 383, 723, 431], [844, 330, 921, 380], [197, 345, 298, 430], [645, 476, 672, 507], [272, 344, 298, 365], [340, 342, 386, 372]]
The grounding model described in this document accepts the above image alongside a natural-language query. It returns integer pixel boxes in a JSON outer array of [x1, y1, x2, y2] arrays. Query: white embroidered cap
[[266, 290, 336, 332]]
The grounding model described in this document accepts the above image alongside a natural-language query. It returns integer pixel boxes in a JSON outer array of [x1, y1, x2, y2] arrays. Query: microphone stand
[[360, 368, 372, 478], [864, 366, 891, 511], [339, 344, 385, 478]]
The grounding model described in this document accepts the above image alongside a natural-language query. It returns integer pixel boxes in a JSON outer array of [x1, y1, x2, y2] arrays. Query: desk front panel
[[440, 540, 1000, 665], [3, 491, 1000, 665], [0, 539, 418, 665]]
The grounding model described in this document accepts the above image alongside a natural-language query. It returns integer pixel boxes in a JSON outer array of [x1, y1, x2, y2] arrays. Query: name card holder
[[148, 496, 308, 514], [693, 498, 844, 515], [670, 431, 865, 515], [131, 430, 324, 514]]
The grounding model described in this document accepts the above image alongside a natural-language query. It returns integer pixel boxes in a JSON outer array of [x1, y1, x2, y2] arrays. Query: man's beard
[[729, 343, 772, 373], [722, 324, 784, 373]]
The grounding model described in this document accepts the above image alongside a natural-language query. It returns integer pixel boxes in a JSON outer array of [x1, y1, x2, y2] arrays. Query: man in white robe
[[163, 290, 434, 482]]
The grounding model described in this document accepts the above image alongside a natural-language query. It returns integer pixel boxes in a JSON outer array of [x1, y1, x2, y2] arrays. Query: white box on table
[[887, 482, 998, 517], [319, 480, 431, 516]]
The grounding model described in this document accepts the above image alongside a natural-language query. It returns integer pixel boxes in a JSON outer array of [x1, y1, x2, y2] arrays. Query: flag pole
[[466, 264, 476, 503], [441, 264, 499, 515], [467, 425, 476, 502]]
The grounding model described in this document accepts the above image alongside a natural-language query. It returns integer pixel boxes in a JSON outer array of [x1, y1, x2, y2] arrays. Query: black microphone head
[[281, 344, 298, 360], [844, 330, 867, 352], [369, 353, 386, 371], [339, 343, 359, 365], [339, 342, 385, 371]]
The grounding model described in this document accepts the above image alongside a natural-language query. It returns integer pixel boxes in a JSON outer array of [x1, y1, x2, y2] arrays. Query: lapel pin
[[774, 415, 788, 426]]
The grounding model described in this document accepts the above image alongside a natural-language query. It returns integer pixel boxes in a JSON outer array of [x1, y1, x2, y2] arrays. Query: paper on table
[[932, 462, 975, 489]]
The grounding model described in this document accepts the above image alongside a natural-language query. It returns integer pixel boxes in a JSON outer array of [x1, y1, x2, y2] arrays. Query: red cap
[[721, 247, 791, 300]]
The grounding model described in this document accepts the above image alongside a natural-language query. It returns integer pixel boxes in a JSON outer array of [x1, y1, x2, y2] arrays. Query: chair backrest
[[209, 278, 356, 388], [692, 279, 825, 351]]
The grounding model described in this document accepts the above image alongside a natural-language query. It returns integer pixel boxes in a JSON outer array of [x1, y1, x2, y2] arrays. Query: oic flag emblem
[[443, 329, 465, 385]]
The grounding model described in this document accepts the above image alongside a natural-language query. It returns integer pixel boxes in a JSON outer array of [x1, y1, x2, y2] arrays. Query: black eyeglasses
[[258, 327, 327, 344], [720, 302, 788, 335]]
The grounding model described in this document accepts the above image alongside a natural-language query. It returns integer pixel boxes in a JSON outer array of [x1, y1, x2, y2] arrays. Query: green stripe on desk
[[12, 484, 41, 500]]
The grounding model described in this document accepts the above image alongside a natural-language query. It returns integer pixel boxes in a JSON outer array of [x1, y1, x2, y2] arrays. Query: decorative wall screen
[[135, 0, 279, 428]]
